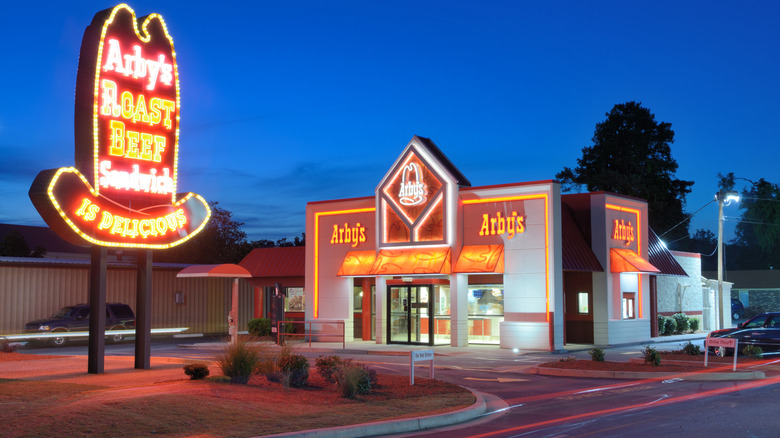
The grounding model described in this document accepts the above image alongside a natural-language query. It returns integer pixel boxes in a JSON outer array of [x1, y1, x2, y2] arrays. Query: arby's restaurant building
[[304, 136, 685, 350]]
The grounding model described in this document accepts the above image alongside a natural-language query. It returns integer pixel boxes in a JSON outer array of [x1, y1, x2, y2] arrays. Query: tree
[[0, 231, 31, 257], [557, 101, 694, 243], [718, 173, 780, 270], [157, 202, 248, 264]]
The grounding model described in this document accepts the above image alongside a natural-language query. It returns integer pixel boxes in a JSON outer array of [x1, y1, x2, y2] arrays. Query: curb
[[528, 366, 765, 381], [255, 389, 488, 438]]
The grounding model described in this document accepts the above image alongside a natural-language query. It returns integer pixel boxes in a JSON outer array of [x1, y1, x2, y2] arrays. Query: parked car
[[707, 312, 780, 356], [24, 303, 136, 346], [731, 298, 745, 320]]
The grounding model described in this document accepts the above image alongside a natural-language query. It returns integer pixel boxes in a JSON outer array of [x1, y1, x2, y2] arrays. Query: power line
[[659, 199, 715, 237]]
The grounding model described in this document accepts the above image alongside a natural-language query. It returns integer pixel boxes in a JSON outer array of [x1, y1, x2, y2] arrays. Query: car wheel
[[715, 346, 729, 357], [732, 312, 740, 320], [108, 325, 126, 343], [50, 329, 68, 347]]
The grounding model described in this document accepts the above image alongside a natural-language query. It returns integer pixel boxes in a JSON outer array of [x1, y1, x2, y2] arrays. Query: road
[[19, 339, 780, 437]]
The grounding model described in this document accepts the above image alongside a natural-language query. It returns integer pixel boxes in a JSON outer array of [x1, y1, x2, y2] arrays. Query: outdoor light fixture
[[715, 190, 740, 330]]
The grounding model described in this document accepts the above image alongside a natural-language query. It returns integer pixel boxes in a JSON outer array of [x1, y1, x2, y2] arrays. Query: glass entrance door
[[388, 285, 432, 345]]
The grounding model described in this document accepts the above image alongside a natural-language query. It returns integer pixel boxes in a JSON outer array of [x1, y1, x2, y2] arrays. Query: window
[[577, 292, 589, 314], [622, 293, 635, 319]]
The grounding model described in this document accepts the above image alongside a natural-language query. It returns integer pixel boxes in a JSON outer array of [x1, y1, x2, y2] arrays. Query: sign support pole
[[88, 246, 107, 374], [135, 249, 153, 369]]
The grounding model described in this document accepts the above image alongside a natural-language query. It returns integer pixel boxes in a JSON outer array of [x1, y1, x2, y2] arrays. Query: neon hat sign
[[30, 4, 210, 249]]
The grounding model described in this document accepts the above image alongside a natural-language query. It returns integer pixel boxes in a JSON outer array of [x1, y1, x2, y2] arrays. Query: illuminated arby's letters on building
[[478, 212, 526, 239], [330, 223, 367, 247], [29, 4, 210, 249], [612, 219, 635, 245]]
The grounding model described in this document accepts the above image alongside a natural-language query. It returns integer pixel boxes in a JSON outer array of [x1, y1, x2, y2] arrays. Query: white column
[[374, 276, 387, 344], [450, 274, 468, 347]]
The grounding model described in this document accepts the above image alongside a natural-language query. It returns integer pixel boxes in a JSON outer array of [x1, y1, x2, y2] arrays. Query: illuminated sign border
[[29, 4, 210, 249], [463, 194, 550, 321], [313, 207, 376, 318], [90, 4, 181, 203], [606, 203, 643, 318]]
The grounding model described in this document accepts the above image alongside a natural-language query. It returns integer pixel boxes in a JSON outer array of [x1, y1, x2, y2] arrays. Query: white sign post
[[704, 337, 738, 371], [410, 349, 434, 386]]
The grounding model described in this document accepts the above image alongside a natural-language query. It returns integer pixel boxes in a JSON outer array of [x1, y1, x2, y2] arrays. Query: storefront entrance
[[387, 283, 450, 345]]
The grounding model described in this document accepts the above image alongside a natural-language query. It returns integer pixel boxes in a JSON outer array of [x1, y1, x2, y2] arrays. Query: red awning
[[610, 248, 660, 274], [337, 250, 377, 276], [453, 244, 504, 273], [338, 248, 452, 276], [177, 264, 252, 278]]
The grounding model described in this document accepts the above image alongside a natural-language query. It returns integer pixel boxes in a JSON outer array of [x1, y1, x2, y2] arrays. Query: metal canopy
[[177, 264, 251, 343], [176, 264, 252, 278]]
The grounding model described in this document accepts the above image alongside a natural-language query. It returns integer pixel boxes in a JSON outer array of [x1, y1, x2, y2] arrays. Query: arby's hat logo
[[398, 162, 427, 206], [29, 4, 210, 249]]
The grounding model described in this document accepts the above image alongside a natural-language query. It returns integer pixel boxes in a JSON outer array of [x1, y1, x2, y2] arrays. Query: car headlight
[[38, 325, 50, 331]]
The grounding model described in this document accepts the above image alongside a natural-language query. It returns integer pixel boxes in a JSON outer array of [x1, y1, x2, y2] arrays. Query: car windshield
[[52, 307, 75, 318], [743, 315, 770, 329]]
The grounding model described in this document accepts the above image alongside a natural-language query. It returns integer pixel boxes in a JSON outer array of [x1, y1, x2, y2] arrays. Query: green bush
[[689, 317, 700, 333], [643, 346, 661, 366], [335, 362, 377, 398], [589, 348, 605, 362], [183, 363, 210, 380], [663, 317, 677, 336], [672, 313, 690, 334], [681, 341, 700, 356], [257, 343, 296, 383], [658, 315, 667, 335], [742, 344, 763, 359], [215, 337, 261, 384], [278, 354, 310, 387], [315, 355, 346, 384], [247, 318, 272, 337]]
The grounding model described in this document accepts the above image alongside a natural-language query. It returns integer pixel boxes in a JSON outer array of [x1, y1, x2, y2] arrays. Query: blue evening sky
[[1, 1, 776, 244]]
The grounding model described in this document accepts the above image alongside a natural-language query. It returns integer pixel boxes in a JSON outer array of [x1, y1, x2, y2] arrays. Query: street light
[[716, 190, 740, 330]]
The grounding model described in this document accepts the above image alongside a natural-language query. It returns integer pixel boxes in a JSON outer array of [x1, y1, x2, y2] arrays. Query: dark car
[[24, 303, 136, 346], [732, 298, 745, 320], [707, 312, 780, 356]]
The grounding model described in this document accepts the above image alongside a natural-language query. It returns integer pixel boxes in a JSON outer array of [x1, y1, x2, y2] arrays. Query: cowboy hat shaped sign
[[30, 4, 210, 249]]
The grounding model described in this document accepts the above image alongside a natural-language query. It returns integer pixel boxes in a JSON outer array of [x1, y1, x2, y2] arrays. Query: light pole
[[716, 190, 739, 330]]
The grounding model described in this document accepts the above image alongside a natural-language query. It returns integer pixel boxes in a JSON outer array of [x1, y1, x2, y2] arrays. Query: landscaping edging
[[259, 388, 488, 438], [529, 365, 765, 381]]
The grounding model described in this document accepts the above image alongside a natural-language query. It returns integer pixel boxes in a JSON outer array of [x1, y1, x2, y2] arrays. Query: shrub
[[681, 341, 700, 356], [215, 337, 261, 384], [657, 315, 667, 335], [643, 346, 661, 366], [663, 317, 677, 336], [558, 355, 576, 363], [257, 343, 296, 383], [278, 354, 310, 387], [672, 313, 690, 334], [589, 348, 605, 362], [315, 355, 347, 384], [335, 362, 377, 399], [742, 344, 763, 359], [689, 317, 700, 333], [183, 363, 210, 380], [247, 318, 272, 337]]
